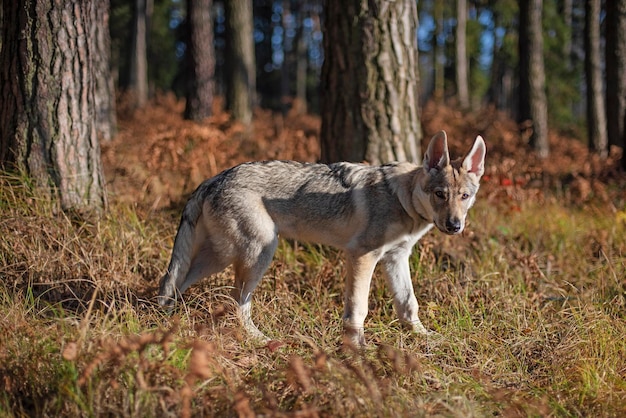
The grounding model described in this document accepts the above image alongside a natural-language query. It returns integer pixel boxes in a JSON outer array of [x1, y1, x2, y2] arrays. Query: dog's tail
[[157, 190, 204, 306]]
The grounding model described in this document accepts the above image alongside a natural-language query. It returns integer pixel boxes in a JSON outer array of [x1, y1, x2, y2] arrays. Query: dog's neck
[[391, 166, 434, 226]]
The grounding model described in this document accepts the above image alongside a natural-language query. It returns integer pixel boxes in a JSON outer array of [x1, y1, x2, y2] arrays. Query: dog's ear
[[462, 135, 486, 178], [423, 131, 450, 172]]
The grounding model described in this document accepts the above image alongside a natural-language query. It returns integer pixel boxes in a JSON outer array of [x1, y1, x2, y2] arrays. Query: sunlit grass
[[1, 173, 625, 416]]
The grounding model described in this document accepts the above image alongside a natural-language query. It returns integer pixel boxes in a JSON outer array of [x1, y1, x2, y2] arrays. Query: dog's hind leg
[[159, 192, 212, 306], [159, 210, 231, 306], [231, 232, 279, 342], [159, 217, 200, 306], [178, 239, 232, 294]]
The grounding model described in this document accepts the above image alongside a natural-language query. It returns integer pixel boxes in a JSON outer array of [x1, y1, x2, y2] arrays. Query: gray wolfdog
[[158, 131, 486, 346]]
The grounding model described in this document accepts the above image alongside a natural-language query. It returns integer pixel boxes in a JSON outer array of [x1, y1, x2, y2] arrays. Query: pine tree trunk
[[280, 0, 291, 117], [487, 10, 506, 111], [562, 0, 573, 68], [585, 0, 608, 157], [433, 0, 445, 102], [518, 0, 530, 126], [321, 0, 422, 165], [129, 0, 151, 109], [488, 28, 515, 117], [94, 0, 117, 143], [295, 9, 308, 115], [519, 0, 549, 158], [184, 0, 215, 121], [0, 0, 107, 212], [225, 0, 255, 125], [605, 0, 626, 158], [456, 0, 470, 109]]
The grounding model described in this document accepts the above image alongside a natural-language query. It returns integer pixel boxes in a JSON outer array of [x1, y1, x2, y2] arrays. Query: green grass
[[1, 174, 625, 416]]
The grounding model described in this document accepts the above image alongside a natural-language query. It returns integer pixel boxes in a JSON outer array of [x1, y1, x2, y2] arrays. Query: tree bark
[[0, 0, 107, 212], [184, 0, 215, 121], [562, 0, 573, 69], [519, 0, 549, 158], [280, 0, 291, 117], [129, 0, 152, 109], [94, 0, 117, 143], [224, 0, 255, 126], [321, 0, 422, 165], [585, 0, 608, 157], [605, 0, 626, 161], [487, 8, 505, 112], [433, 0, 444, 102], [455, 0, 469, 109], [295, 7, 308, 115]]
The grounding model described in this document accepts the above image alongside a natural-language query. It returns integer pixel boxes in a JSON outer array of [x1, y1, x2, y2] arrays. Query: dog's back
[[200, 161, 417, 245]]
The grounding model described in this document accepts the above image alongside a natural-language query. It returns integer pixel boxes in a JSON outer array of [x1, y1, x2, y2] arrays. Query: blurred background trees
[[128, 0, 152, 109], [519, 0, 549, 158], [103, 0, 625, 158], [103, 0, 626, 160], [224, 0, 256, 126], [605, 0, 626, 170], [584, 0, 607, 158], [2, 0, 626, 209], [184, 0, 215, 121]]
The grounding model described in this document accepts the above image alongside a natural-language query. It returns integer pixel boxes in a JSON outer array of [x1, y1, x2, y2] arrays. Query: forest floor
[[2, 96, 626, 417]]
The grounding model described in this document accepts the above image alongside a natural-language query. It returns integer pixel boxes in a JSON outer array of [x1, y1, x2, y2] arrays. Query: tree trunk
[[224, 0, 255, 126], [487, 8, 504, 110], [321, 0, 422, 165], [433, 0, 445, 102], [295, 8, 308, 115], [585, 0, 608, 157], [184, 0, 215, 121], [519, 0, 549, 158], [562, 0, 573, 69], [94, 0, 117, 143], [455, 0, 469, 109], [280, 0, 291, 117], [488, 33, 515, 117], [518, 0, 530, 127], [129, 0, 152, 109], [605, 0, 626, 159], [0, 0, 107, 212]]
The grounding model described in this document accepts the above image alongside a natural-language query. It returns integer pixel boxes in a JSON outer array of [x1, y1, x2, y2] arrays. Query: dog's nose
[[446, 218, 462, 233]]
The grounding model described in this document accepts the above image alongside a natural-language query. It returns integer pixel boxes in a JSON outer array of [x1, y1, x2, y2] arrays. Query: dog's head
[[419, 131, 486, 235]]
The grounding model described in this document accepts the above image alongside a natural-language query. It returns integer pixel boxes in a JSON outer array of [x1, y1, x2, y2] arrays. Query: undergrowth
[[1, 173, 625, 417]]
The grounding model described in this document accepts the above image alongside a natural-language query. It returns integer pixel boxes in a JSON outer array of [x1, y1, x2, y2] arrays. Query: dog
[[158, 131, 486, 346]]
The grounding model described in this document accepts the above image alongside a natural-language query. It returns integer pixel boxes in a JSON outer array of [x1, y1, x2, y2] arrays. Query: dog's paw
[[157, 279, 178, 307], [241, 318, 271, 344], [156, 292, 176, 307], [343, 326, 367, 349], [406, 320, 439, 337]]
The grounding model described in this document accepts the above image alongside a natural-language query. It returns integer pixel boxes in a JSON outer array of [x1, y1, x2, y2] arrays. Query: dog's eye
[[435, 191, 446, 199], [461, 193, 470, 200]]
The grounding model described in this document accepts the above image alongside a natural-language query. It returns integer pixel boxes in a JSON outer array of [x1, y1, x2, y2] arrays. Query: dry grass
[[1, 168, 626, 417]]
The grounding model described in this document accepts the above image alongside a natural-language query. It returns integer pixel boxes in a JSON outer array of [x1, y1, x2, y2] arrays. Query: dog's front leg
[[342, 251, 379, 347], [380, 248, 430, 335]]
